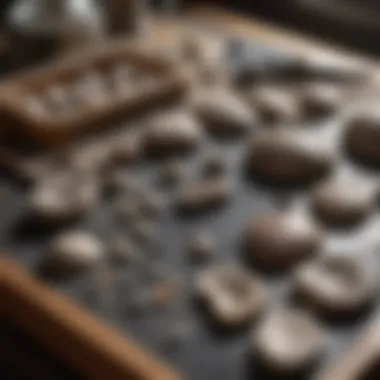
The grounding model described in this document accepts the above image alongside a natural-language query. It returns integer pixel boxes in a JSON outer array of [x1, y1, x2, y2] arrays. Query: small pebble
[[196, 265, 267, 328], [245, 209, 323, 271], [47, 231, 104, 273], [247, 86, 299, 124], [144, 111, 202, 156], [311, 175, 376, 227], [192, 89, 256, 137], [176, 179, 233, 213], [293, 254, 378, 317], [29, 172, 99, 223], [300, 83, 343, 118], [107, 133, 142, 167]]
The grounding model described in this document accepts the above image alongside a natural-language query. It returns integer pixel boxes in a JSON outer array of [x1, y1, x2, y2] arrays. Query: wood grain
[[0, 257, 181, 380], [316, 316, 380, 380]]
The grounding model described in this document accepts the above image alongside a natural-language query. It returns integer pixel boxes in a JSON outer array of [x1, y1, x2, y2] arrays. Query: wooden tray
[[0, 41, 187, 147], [0, 256, 181, 380]]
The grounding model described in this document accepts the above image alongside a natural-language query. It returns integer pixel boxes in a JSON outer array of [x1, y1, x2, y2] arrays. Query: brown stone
[[246, 129, 334, 185], [311, 175, 376, 227], [252, 309, 326, 373], [144, 111, 202, 156], [293, 254, 378, 317], [176, 179, 233, 213], [245, 210, 323, 271], [195, 265, 267, 328], [192, 90, 256, 137], [345, 106, 380, 164]]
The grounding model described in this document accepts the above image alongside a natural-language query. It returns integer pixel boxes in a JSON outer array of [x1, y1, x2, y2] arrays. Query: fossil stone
[[196, 265, 267, 328], [293, 254, 378, 317]]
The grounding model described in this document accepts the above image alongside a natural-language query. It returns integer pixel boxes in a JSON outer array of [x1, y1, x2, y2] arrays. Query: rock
[[29, 171, 98, 223], [311, 175, 376, 227], [144, 111, 202, 157], [192, 89, 256, 137], [252, 309, 326, 373], [47, 231, 104, 273], [176, 179, 233, 213], [195, 265, 267, 328], [345, 105, 380, 164], [300, 83, 344, 118], [246, 129, 334, 185], [293, 254, 378, 317], [247, 86, 299, 124], [245, 210, 323, 271]]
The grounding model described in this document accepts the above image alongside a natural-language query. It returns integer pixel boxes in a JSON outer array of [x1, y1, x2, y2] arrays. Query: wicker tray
[[0, 41, 187, 146]]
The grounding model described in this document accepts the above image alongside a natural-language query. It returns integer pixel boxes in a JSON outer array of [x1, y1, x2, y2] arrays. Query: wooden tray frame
[[0, 41, 187, 146], [0, 256, 181, 380]]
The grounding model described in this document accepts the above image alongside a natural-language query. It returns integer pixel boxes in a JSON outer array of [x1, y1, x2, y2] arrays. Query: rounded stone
[[47, 231, 104, 272], [144, 111, 202, 156], [192, 90, 256, 137], [29, 172, 98, 223], [195, 265, 267, 328], [300, 83, 343, 118], [345, 106, 380, 164], [293, 254, 378, 317], [252, 309, 326, 373], [245, 210, 323, 271], [246, 129, 334, 185], [247, 86, 299, 124], [311, 176, 376, 227]]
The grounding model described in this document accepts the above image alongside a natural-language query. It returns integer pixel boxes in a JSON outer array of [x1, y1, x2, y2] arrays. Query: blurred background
[[1, 0, 380, 56]]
